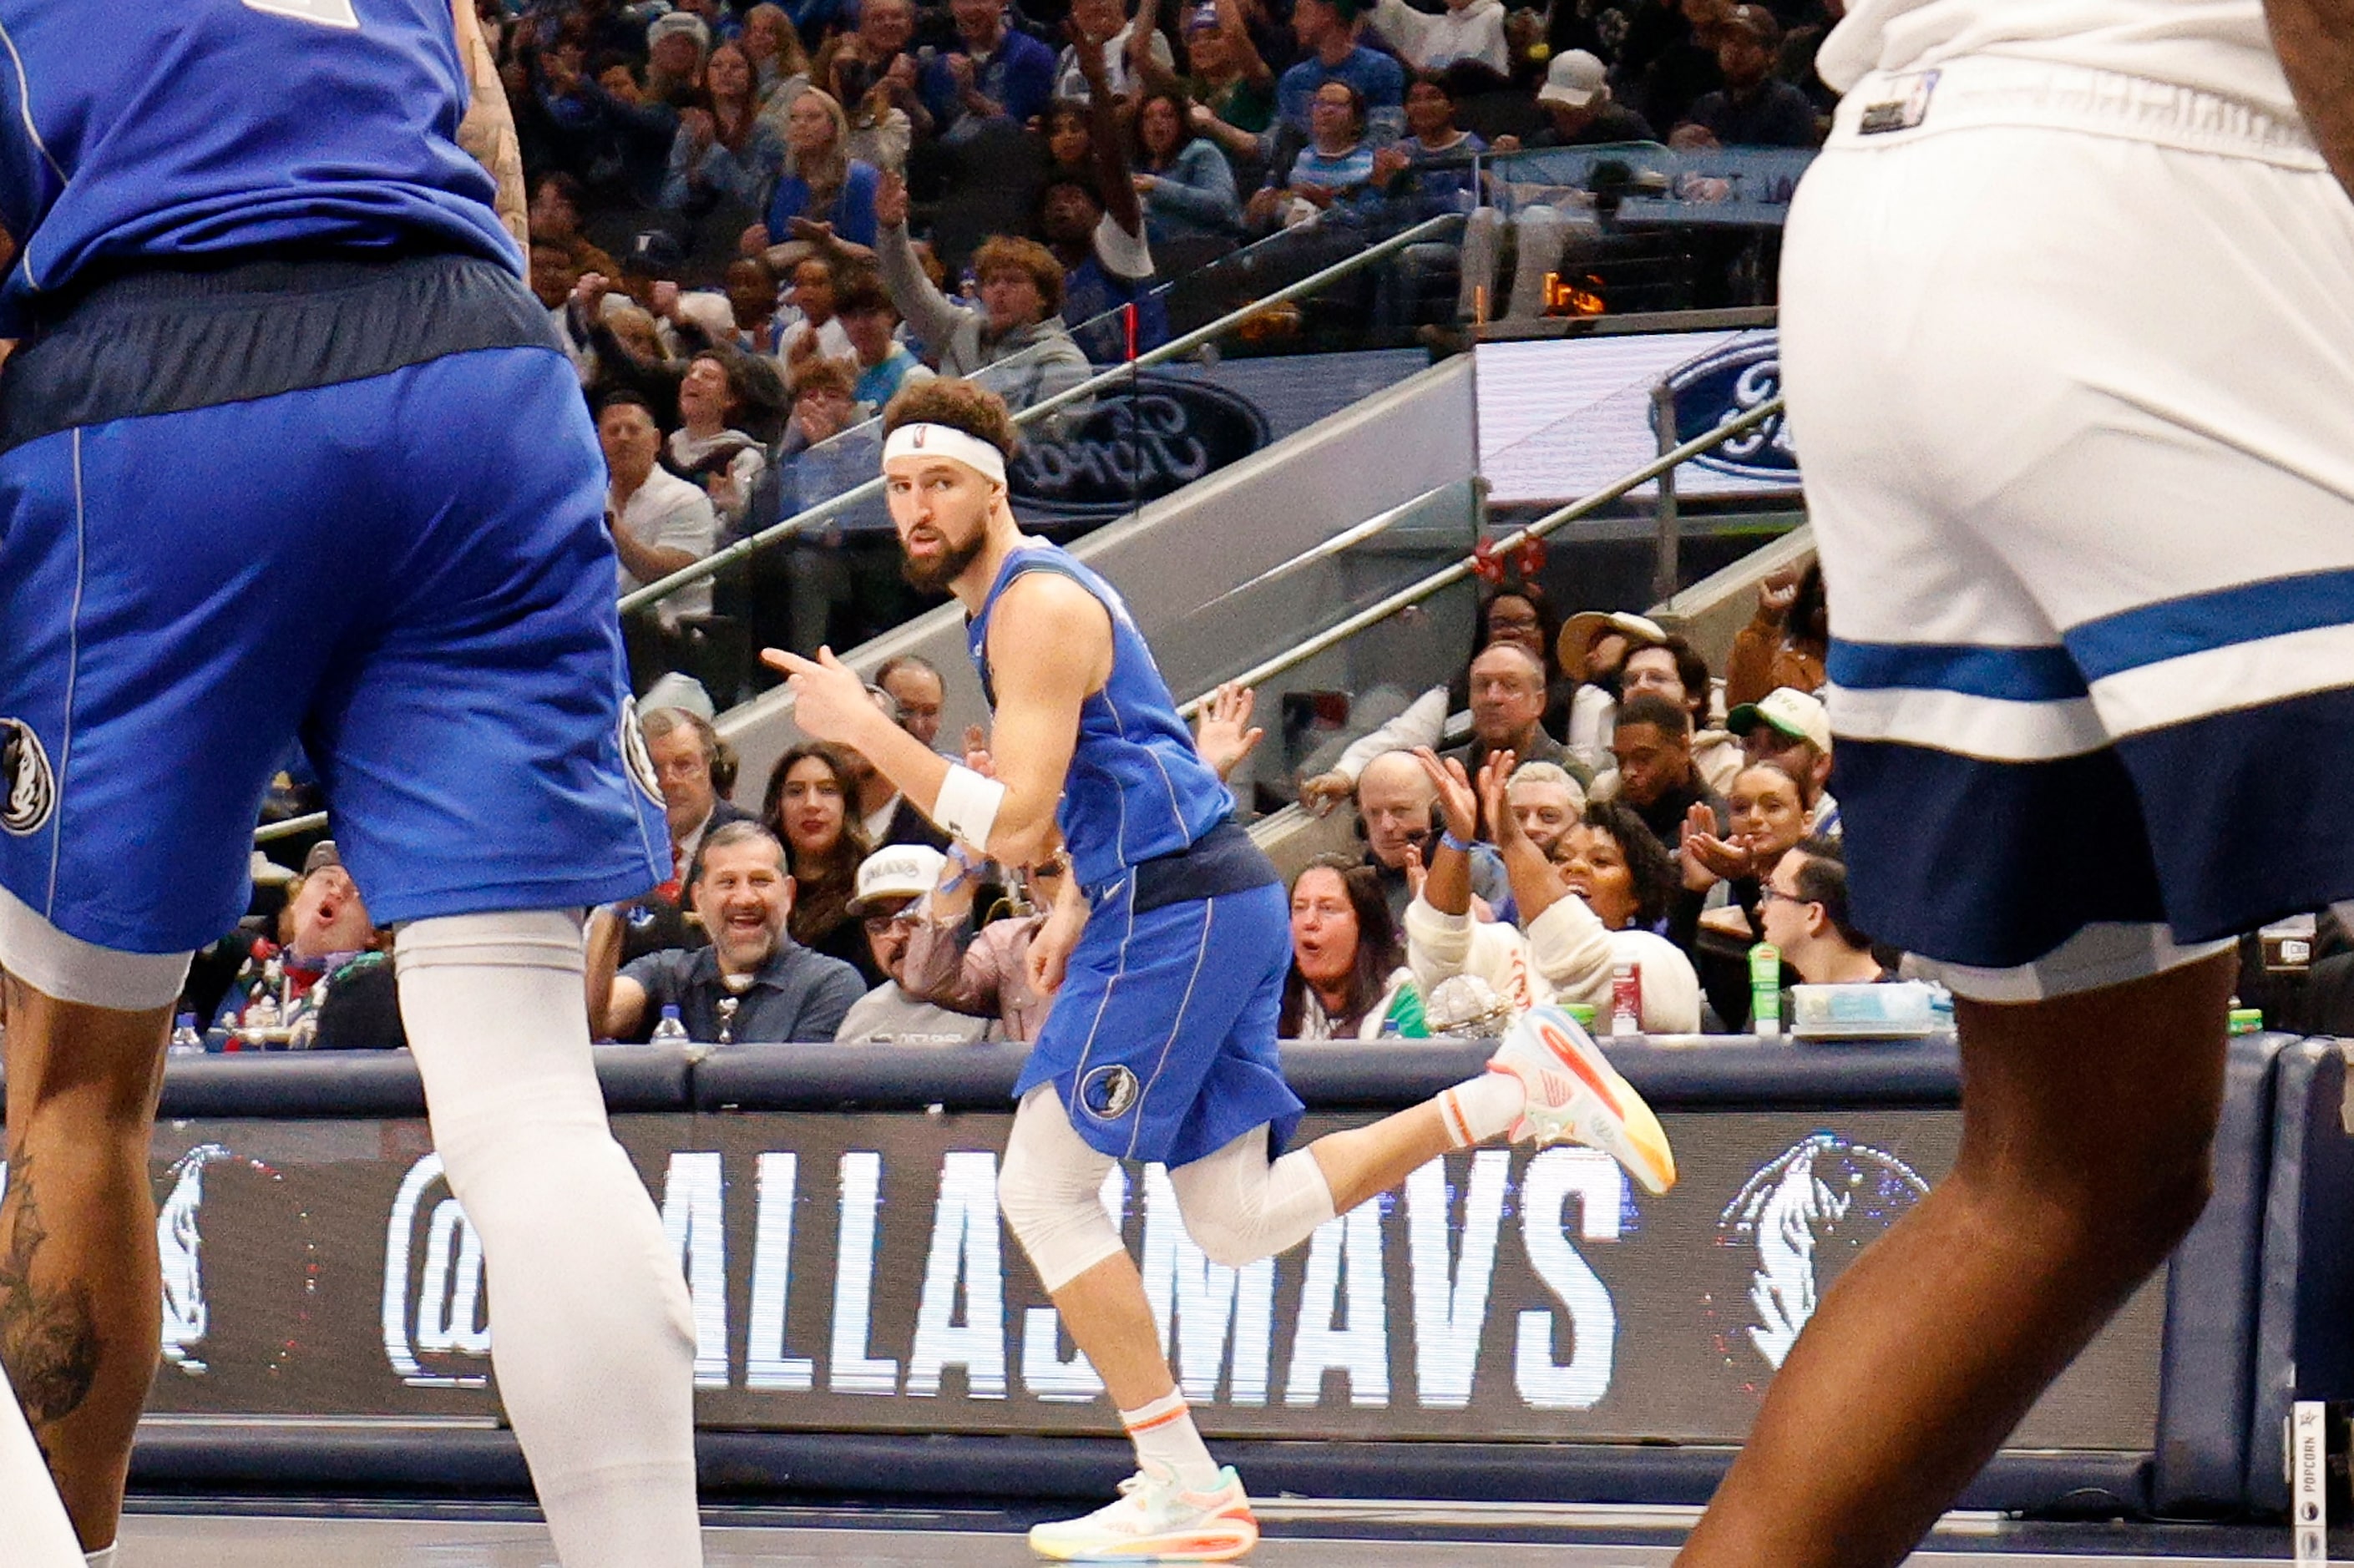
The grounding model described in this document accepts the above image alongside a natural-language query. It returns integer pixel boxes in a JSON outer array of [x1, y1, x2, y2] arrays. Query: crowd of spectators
[[454, 0, 1852, 698], [1286, 564, 1874, 1038], [129, 539, 2350, 1055]]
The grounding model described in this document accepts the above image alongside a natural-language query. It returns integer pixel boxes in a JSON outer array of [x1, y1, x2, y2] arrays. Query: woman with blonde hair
[[757, 88, 883, 251], [741, 3, 813, 109]]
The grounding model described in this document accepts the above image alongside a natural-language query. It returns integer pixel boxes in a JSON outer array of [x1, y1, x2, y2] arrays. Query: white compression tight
[[998, 1085, 1338, 1291], [396, 912, 701, 1568]]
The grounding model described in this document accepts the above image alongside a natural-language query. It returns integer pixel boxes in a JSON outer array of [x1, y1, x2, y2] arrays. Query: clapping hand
[[1192, 682, 1264, 781], [1477, 750, 1518, 845], [875, 169, 910, 229], [1679, 800, 1750, 888], [1411, 746, 1480, 845]]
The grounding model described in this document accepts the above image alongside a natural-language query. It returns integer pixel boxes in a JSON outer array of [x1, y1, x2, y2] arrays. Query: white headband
[[882, 422, 1008, 486]]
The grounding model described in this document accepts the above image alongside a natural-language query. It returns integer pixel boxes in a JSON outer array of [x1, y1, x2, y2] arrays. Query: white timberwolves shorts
[[1780, 56, 2354, 1001]]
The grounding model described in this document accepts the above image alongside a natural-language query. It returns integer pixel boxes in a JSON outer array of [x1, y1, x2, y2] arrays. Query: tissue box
[[1790, 980, 1938, 1040]]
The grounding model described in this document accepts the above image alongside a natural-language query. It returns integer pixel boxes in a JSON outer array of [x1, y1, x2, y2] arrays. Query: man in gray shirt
[[589, 821, 863, 1042], [834, 845, 995, 1044]]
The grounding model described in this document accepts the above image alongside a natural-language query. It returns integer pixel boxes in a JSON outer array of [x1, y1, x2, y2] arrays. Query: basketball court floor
[[113, 1499, 2301, 1565]]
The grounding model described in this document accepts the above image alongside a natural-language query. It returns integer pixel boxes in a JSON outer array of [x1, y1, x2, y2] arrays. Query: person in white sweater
[[1369, 0, 1508, 73], [1403, 747, 1700, 1034]]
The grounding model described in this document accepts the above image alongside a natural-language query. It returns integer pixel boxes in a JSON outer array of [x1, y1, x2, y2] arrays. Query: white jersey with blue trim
[[0, 0, 516, 337], [1820, 0, 2301, 124]]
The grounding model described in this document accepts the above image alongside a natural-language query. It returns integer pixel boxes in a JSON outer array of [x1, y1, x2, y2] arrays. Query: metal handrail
[[256, 812, 328, 845], [615, 212, 1466, 617], [251, 396, 1774, 850], [1172, 395, 1786, 719]]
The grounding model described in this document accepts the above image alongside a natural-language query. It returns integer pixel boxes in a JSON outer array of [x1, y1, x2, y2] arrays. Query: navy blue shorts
[[1782, 73, 2354, 996], [1016, 870, 1302, 1171], [0, 254, 668, 953]]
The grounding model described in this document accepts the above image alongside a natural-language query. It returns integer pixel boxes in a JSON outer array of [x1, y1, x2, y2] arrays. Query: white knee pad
[[0, 880, 190, 1012], [1167, 1129, 1335, 1271], [999, 1085, 1125, 1292], [396, 909, 701, 1568]]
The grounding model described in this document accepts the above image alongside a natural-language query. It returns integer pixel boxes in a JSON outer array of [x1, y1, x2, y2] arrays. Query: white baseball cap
[[1538, 50, 1609, 109], [849, 845, 948, 914], [1726, 686, 1832, 753]]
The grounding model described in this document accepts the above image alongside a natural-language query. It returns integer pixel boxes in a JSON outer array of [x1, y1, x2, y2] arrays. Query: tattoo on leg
[[0, 1148, 104, 1434]]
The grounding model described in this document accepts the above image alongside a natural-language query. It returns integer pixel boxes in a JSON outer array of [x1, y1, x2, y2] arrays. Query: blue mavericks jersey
[[967, 542, 1232, 890], [0, 0, 517, 336]]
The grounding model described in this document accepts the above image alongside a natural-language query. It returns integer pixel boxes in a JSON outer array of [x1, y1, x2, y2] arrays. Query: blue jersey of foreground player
[[968, 541, 1301, 1168], [0, 0, 516, 338], [0, 0, 665, 956]]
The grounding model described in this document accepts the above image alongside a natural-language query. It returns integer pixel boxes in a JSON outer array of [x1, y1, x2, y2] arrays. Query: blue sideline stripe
[[2065, 565, 2354, 684], [1826, 639, 2088, 703]]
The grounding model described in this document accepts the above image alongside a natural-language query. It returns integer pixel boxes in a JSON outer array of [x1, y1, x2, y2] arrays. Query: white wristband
[[934, 762, 1006, 852]]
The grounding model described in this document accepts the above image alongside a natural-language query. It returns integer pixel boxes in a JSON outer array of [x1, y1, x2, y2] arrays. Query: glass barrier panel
[[1217, 572, 1486, 822], [1473, 144, 1815, 317], [1155, 481, 1484, 819]]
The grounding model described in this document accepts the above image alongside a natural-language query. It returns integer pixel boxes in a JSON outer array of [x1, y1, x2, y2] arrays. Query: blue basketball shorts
[[1016, 875, 1303, 1169], [1781, 57, 2354, 1000], [0, 254, 668, 955]]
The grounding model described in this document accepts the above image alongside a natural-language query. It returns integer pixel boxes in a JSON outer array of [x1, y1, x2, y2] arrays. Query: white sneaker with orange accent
[[1488, 1005, 1678, 1195], [1027, 1464, 1259, 1562]]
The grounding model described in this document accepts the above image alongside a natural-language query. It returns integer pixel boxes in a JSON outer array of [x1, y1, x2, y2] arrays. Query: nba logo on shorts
[[1080, 1065, 1141, 1120], [1, 717, 56, 835], [1858, 70, 1938, 135]]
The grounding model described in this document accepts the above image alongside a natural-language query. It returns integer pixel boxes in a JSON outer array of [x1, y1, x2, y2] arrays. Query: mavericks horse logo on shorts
[[1, 718, 56, 835], [1080, 1064, 1142, 1121], [618, 699, 666, 808]]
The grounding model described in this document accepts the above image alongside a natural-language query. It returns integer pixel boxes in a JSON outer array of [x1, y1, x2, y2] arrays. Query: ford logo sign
[[1658, 336, 1799, 484], [1012, 373, 1270, 522]]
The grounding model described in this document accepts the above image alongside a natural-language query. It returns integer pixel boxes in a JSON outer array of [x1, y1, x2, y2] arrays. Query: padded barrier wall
[[0, 1035, 2306, 1516], [2245, 1039, 2354, 1515]]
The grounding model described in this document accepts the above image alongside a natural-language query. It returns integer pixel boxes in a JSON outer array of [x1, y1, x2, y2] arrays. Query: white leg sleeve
[[395, 912, 701, 1568], [1167, 1127, 1336, 1271], [998, 1085, 1126, 1293], [0, 1361, 84, 1568]]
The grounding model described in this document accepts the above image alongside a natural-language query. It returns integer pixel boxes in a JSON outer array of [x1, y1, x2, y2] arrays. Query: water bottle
[[650, 1004, 691, 1044], [1749, 942, 1783, 1039], [169, 1013, 205, 1056], [1609, 958, 1642, 1039]]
